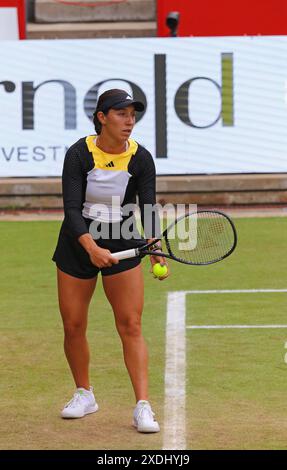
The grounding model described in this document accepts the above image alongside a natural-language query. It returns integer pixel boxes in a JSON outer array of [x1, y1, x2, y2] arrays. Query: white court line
[[183, 289, 287, 294], [187, 325, 287, 329], [163, 291, 186, 450], [163, 288, 287, 450]]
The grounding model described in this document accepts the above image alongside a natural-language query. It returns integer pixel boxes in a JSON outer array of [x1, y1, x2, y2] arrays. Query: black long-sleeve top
[[61, 136, 160, 240]]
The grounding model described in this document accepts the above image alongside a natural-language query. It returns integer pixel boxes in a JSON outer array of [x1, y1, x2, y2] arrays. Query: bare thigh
[[56, 268, 97, 329], [102, 265, 144, 329]]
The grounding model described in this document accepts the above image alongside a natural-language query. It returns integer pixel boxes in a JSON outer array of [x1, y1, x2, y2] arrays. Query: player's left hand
[[149, 253, 170, 281]]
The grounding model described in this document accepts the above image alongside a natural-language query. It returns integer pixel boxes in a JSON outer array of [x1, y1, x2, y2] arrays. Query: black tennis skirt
[[52, 219, 144, 279]]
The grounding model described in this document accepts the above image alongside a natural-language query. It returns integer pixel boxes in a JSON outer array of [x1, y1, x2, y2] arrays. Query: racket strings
[[166, 211, 236, 264]]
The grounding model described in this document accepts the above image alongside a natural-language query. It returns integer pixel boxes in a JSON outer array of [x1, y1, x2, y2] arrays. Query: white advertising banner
[[0, 8, 19, 39], [1, 36, 287, 176]]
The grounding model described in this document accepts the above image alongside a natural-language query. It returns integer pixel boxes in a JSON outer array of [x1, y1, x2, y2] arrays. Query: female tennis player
[[52, 88, 169, 433]]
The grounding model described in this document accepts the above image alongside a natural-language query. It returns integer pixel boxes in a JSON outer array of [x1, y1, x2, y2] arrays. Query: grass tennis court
[[0, 216, 287, 449]]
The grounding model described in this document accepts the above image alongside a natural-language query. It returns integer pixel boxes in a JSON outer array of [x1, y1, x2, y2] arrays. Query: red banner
[[157, 0, 287, 37]]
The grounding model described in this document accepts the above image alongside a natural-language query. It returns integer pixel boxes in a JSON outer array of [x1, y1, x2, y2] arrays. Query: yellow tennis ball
[[152, 263, 168, 277]]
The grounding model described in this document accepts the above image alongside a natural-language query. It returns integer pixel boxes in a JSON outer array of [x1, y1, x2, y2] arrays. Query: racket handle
[[111, 248, 138, 261]]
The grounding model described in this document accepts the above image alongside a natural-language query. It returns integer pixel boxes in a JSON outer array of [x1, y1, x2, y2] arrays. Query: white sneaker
[[133, 400, 160, 433], [61, 387, 99, 419]]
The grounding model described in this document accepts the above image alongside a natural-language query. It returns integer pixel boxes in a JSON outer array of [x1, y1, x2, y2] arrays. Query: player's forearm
[[78, 233, 100, 255], [63, 206, 90, 240], [140, 206, 161, 240]]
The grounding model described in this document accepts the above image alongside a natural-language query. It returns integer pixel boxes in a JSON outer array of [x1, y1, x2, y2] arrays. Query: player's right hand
[[89, 246, 119, 268]]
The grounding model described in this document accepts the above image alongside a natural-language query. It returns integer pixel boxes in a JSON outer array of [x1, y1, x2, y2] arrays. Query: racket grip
[[111, 248, 138, 260]]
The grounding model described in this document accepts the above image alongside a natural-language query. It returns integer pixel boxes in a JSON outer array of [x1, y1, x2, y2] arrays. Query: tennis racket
[[111, 210, 237, 265]]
